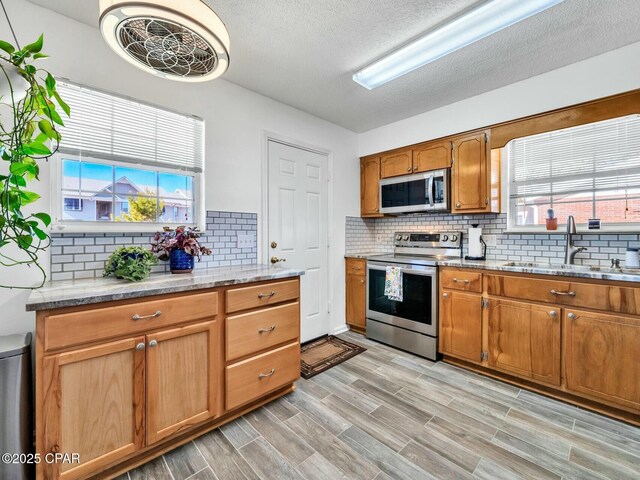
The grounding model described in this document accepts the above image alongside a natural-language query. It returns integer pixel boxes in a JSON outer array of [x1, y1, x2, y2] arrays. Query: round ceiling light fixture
[[99, 0, 230, 82]]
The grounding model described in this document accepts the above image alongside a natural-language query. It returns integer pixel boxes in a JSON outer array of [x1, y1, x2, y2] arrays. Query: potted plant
[[103, 246, 158, 282], [151, 226, 212, 274], [0, 35, 70, 288], [546, 208, 558, 231]]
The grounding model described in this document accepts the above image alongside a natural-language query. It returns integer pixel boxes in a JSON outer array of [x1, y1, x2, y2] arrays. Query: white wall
[[359, 41, 640, 156], [0, 0, 360, 337]]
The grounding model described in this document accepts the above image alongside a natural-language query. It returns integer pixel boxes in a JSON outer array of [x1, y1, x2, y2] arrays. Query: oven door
[[379, 169, 449, 214], [366, 261, 437, 337]]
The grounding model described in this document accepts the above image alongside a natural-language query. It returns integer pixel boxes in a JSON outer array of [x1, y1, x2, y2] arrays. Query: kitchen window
[[507, 114, 640, 231], [50, 81, 204, 233]]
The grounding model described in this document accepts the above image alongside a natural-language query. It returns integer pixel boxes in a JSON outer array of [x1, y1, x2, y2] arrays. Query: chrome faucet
[[564, 216, 587, 264]]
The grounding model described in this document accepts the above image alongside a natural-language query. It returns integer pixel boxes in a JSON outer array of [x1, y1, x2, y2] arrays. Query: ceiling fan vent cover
[[99, 0, 230, 82]]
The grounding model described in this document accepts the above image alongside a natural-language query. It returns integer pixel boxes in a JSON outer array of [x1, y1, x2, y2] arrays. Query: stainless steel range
[[366, 231, 463, 360]]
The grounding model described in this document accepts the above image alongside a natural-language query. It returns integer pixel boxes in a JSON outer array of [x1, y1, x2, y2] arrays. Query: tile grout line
[[190, 441, 219, 480], [161, 455, 177, 480]]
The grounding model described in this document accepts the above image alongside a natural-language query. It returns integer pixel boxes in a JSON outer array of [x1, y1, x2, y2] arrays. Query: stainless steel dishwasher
[[0, 332, 33, 480]]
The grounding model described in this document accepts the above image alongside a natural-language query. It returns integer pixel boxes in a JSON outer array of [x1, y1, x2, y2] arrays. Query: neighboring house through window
[[51, 81, 205, 232]]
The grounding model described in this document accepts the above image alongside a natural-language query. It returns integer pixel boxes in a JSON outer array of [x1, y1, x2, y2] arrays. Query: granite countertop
[[440, 259, 640, 283], [26, 264, 305, 311], [345, 252, 391, 259]]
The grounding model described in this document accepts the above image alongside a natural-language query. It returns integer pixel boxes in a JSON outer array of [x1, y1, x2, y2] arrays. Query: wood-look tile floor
[[121, 332, 640, 480]]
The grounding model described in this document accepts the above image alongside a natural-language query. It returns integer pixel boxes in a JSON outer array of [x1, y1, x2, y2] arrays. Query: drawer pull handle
[[258, 325, 276, 334], [258, 291, 276, 299], [132, 311, 162, 321], [452, 278, 470, 284], [258, 368, 275, 379], [550, 289, 576, 297], [352, 266, 362, 270]]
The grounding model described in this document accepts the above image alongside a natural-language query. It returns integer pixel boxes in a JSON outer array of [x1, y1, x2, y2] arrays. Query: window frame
[[63, 197, 83, 212], [50, 153, 205, 234], [505, 117, 640, 234]]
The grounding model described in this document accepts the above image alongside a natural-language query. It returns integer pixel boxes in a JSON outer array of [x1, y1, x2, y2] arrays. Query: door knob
[[271, 241, 277, 249], [271, 256, 286, 264], [148, 339, 158, 347]]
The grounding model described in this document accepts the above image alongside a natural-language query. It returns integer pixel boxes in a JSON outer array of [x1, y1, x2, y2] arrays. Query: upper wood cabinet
[[42, 337, 145, 480], [439, 289, 482, 364], [452, 132, 495, 213], [146, 321, 219, 445], [413, 140, 451, 172], [380, 149, 413, 178], [487, 299, 561, 386], [360, 156, 382, 217], [564, 308, 640, 411]]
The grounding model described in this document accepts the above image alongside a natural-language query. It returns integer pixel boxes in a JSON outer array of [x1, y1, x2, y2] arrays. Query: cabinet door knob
[[442, 292, 449, 298], [548, 311, 557, 318], [568, 312, 577, 320], [407, 166, 412, 172], [455, 202, 461, 208], [148, 339, 158, 348], [136, 342, 145, 350], [360, 279, 365, 284]]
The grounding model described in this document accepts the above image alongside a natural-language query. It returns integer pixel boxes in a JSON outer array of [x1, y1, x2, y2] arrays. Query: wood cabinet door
[[488, 299, 561, 386], [146, 321, 219, 444], [41, 338, 145, 480], [452, 133, 488, 212], [412, 141, 451, 172], [346, 273, 366, 330], [360, 156, 382, 217], [380, 150, 413, 178], [439, 290, 482, 363], [564, 309, 640, 411]]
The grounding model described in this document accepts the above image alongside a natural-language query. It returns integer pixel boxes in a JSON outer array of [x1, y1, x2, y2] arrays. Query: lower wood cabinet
[[345, 259, 366, 332], [42, 337, 145, 480], [564, 308, 640, 411], [146, 321, 218, 444], [487, 299, 561, 386], [439, 290, 482, 363]]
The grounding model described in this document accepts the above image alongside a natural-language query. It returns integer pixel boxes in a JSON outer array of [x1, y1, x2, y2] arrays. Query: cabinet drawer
[[346, 258, 366, 276], [226, 342, 300, 410], [440, 269, 482, 293], [226, 279, 299, 314], [226, 302, 300, 361], [44, 292, 218, 351], [486, 275, 571, 304]]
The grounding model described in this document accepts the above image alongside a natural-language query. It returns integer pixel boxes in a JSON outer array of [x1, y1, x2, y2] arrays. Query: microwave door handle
[[428, 176, 434, 206]]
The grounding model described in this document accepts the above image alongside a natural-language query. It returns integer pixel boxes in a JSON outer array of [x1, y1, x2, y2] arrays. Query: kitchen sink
[[499, 261, 640, 274]]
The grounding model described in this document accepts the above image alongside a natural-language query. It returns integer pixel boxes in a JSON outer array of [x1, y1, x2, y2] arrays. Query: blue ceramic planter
[[170, 249, 194, 273]]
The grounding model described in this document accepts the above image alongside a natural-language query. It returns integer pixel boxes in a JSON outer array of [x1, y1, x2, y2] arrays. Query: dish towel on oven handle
[[384, 266, 403, 302]]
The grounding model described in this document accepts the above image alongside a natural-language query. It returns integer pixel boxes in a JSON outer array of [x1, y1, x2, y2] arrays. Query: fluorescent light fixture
[[353, 0, 565, 90]]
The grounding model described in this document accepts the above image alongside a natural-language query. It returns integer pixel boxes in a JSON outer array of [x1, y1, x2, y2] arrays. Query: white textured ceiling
[[25, 0, 640, 132]]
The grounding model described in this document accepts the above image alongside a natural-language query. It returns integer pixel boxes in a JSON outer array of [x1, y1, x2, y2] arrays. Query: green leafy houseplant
[[0, 35, 70, 288], [103, 246, 158, 282]]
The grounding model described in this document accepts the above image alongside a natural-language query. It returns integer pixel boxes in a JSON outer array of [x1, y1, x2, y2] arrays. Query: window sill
[[505, 227, 640, 235], [50, 222, 202, 235]]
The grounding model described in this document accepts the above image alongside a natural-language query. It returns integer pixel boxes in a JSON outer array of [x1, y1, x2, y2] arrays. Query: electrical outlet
[[376, 235, 382, 243], [483, 235, 497, 247], [237, 234, 256, 249]]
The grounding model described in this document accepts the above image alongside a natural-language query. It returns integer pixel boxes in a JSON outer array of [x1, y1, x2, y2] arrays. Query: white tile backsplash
[[346, 213, 640, 267]]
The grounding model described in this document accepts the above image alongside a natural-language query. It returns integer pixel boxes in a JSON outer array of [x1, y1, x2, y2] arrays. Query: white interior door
[[267, 140, 328, 343]]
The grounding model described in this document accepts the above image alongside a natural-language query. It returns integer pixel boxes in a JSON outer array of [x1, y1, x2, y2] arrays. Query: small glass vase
[[169, 249, 194, 274]]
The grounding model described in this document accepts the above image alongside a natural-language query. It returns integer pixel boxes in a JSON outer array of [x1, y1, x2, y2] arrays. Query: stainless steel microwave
[[379, 169, 450, 214]]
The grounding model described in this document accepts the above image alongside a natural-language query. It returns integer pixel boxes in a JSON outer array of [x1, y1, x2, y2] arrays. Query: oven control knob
[[402, 235, 409, 241], [450, 235, 458, 242], [396, 235, 402, 241], [441, 235, 449, 242]]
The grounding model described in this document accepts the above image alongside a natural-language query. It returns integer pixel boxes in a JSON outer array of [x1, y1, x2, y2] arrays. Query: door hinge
[[481, 298, 490, 309], [481, 351, 489, 361], [485, 197, 489, 205], [484, 133, 488, 143]]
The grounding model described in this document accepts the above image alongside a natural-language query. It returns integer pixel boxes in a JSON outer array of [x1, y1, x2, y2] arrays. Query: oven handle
[[367, 263, 437, 276]]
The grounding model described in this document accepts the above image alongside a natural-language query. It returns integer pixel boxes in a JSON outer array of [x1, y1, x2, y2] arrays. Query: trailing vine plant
[[0, 35, 70, 288]]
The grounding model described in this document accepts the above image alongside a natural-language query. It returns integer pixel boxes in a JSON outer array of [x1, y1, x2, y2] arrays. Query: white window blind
[[509, 114, 640, 201], [56, 81, 204, 173]]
